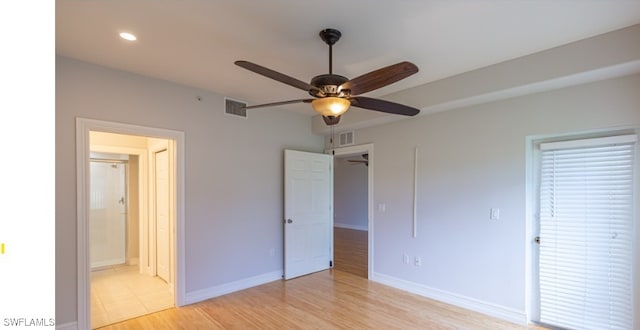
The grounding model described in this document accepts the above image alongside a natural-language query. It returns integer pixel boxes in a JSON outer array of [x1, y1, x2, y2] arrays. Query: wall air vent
[[225, 98, 247, 118], [338, 131, 354, 146]]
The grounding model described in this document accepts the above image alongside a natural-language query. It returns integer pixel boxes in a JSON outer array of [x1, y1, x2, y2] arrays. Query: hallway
[[333, 227, 368, 278]]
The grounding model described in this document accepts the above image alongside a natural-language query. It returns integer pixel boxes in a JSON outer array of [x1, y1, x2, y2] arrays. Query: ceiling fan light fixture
[[311, 97, 350, 116]]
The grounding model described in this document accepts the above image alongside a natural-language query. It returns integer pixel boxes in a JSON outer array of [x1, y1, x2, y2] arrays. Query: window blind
[[538, 135, 636, 330]]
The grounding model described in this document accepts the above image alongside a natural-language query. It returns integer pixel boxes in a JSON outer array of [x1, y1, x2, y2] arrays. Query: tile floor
[[91, 264, 173, 329]]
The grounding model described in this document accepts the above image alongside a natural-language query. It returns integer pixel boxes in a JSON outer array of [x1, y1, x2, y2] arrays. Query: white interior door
[[284, 149, 333, 280], [155, 149, 170, 282]]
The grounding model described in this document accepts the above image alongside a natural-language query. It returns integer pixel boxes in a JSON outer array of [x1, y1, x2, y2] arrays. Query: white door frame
[[328, 143, 374, 278], [150, 145, 172, 285], [76, 118, 186, 329]]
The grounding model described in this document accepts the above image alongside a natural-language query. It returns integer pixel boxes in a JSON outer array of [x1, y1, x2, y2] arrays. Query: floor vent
[[338, 131, 354, 146], [225, 98, 247, 118]]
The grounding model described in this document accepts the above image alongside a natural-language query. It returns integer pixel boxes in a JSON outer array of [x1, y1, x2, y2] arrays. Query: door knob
[[287, 219, 293, 224]]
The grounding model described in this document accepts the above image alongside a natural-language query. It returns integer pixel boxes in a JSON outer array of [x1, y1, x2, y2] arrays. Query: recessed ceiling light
[[119, 32, 137, 41]]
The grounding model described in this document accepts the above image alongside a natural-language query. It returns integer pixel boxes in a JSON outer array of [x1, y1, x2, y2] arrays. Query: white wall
[[55, 56, 324, 325], [347, 73, 640, 318], [334, 157, 368, 231]]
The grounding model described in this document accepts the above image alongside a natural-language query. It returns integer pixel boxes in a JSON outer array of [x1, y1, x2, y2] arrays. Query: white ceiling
[[56, 1, 640, 117]]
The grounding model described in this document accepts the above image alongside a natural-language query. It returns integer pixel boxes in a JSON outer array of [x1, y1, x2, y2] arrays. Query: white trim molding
[[184, 271, 283, 305], [370, 272, 527, 326]]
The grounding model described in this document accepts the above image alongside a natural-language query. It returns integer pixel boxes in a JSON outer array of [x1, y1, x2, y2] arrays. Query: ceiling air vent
[[225, 98, 247, 118], [338, 131, 354, 147]]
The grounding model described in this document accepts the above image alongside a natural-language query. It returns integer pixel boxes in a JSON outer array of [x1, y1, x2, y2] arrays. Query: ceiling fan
[[235, 28, 420, 126], [348, 154, 369, 167]]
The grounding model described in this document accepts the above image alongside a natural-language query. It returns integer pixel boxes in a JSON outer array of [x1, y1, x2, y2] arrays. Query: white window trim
[[540, 134, 637, 150]]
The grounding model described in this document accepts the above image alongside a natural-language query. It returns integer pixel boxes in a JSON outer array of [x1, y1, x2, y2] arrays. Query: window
[[537, 134, 637, 330]]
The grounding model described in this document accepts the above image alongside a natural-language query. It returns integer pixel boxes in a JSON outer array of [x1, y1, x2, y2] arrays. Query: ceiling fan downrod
[[319, 29, 341, 75]]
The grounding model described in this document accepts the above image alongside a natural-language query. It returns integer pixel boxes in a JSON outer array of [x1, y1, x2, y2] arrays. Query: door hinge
[[329, 260, 333, 267], [535, 236, 540, 244]]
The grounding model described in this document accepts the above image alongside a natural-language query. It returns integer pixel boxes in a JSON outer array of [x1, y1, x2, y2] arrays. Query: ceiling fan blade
[[243, 99, 313, 110], [350, 96, 420, 116], [235, 61, 320, 93], [340, 61, 418, 95]]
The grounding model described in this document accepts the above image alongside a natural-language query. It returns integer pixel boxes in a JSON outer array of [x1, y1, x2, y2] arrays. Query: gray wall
[[347, 73, 640, 314], [334, 157, 368, 230], [55, 56, 324, 324]]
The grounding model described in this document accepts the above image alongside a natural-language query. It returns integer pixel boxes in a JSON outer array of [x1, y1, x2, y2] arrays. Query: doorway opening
[[76, 118, 185, 330], [330, 144, 374, 279], [89, 134, 174, 328]]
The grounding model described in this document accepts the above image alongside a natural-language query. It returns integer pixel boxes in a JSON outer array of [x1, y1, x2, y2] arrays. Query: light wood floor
[[98, 269, 544, 329], [333, 227, 368, 278]]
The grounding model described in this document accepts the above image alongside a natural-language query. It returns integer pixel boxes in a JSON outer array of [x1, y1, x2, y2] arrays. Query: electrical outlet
[[490, 208, 500, 220], [403, 254, 409, 264], [414, 256, 421, 267]]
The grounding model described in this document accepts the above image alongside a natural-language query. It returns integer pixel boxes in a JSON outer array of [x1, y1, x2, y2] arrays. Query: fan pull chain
[[331, 125, 335, 155]]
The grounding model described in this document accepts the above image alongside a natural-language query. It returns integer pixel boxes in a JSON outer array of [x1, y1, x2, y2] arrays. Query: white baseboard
[[184, 270, 282, 305], [334, 223, 367, 231], [56, 321, 78, 330], [91, 258, 125, 269], [370, 272, 527, 325]]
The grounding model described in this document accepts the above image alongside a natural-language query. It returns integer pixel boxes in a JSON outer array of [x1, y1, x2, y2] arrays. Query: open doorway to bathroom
[[88, 132, 175, 329], [76, 118, 185, 330]]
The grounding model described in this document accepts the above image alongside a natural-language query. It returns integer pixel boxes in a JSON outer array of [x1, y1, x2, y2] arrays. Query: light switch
[[378, 203, 386, 212], [490, 208, 500, 220]]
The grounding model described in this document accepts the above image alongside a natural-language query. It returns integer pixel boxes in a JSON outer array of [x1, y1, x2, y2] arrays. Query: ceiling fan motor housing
[[309, 74, 350, 97]]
